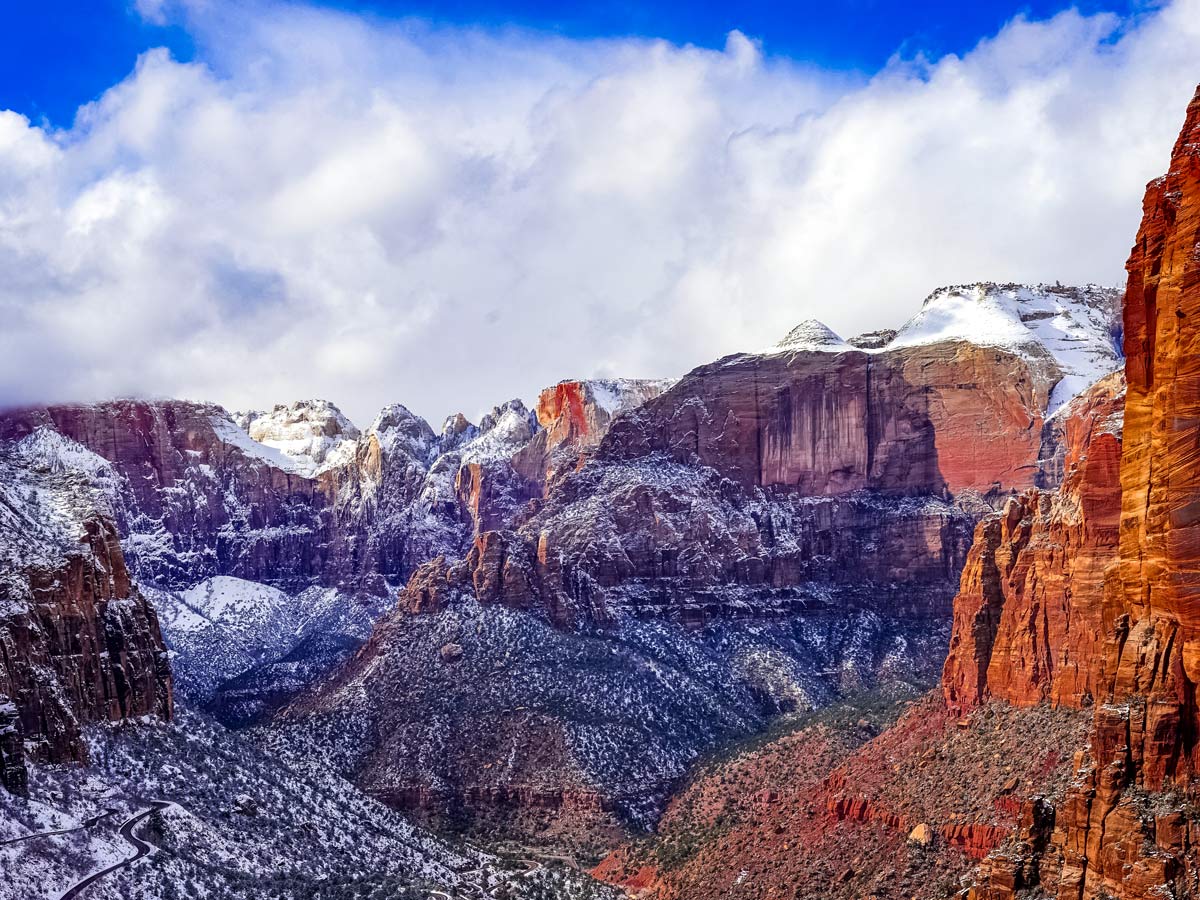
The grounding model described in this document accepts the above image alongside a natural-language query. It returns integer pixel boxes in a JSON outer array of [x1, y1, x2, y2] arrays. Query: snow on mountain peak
[[890, 283, 1123, 412], [460, 400, 537, 464], [368, 403, 437, 464], [10, 426, 116, 481], [754, 283, 1122, 414], [575, 378, 678, 417], [772, 319, 852, 353], [0, 430, 120, 575], [238, 400, 362, 477]]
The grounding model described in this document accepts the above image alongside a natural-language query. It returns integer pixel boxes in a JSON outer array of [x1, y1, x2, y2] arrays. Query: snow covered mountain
[[763, 283, 1123, 413], [234, 400, 362, 477], [0, 279, 1128, 890]]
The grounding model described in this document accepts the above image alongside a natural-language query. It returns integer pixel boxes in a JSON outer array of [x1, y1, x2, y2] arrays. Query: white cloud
[[2, 1, 1199, 426]]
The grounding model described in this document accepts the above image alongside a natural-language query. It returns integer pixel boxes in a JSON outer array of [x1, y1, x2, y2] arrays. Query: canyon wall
[[0, 438, 173, 795], [944, 84, 1200, 900], [601, 341, 1058, 497], [942, 373, 1124, 711]]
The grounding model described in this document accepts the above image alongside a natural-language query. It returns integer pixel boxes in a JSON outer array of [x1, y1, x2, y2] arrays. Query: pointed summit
[[773, 319, 850, 353]]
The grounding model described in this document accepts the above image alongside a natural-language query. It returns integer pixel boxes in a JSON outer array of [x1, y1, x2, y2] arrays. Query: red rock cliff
[[602, 342, 1058, 497], [955, 84, 1200, 900], [942, 373, 1125, 711]]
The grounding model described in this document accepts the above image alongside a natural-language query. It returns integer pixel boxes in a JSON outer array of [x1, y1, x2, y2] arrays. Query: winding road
[[56, 801, 171, 900]]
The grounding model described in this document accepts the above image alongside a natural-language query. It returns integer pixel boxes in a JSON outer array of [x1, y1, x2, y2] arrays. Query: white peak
[[240, 400, 361, 477], [460, 400, 536, 464], [771, 319, 852, 354], [368, 404, 436, 464], [11, 427, 115, 480], [892, 282, 1123, 413]]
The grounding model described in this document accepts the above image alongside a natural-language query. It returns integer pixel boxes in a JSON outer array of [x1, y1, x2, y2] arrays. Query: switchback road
[[56, 801, 172, 900]]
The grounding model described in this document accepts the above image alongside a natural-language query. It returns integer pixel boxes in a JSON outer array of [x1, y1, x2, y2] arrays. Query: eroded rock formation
[[942, 373, 1125, 711], [0, 440, 173, 795]]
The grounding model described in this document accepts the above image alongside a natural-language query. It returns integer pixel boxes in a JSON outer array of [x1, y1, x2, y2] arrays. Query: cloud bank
[[1, 0, 1198, 425]]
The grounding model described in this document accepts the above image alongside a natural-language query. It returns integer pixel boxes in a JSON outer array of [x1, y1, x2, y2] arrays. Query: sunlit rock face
[[602, 283, 1120, 498], [953, 85, 1200, 900], [942, 373, 1125, 713]]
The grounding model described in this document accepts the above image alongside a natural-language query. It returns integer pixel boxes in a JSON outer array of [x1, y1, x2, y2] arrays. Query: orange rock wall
[[602, 344, 1053, 497], [942, 374, 1124, 711], [957, 84, 1200, 900]]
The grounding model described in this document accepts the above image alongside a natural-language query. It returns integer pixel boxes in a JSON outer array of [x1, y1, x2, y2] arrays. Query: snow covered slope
[[151, 576, 387, 723], [763, 283, 1122, 413], [234, 400, 361, 477], [889, 283, 1122, 412], [0, 429, 121, 575], [0, 710, 615, 900]]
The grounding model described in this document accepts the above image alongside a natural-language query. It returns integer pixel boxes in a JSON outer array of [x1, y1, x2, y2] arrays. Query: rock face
[[0, 432, 173, 795], [536, 379, 675, 460], [938, 85, 1200, 900], [603, 344, 1021, 496], [603, 283, 1120, 498], [942, 373, 1125, 711], [0, 400, 341, 590]]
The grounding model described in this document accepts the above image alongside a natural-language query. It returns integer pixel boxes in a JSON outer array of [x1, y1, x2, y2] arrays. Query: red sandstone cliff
[[601, 341, 1057, 497], [944, 84, 1200, 900], [942, 373, 1125, 711]]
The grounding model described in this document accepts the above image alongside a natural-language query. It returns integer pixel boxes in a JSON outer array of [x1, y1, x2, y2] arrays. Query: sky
[[0, 0, 1196, 426]]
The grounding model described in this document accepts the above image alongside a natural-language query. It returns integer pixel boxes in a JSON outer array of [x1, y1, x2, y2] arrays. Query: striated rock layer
[[942, 373, 1125, 712], [603, 342, 1053, 497]]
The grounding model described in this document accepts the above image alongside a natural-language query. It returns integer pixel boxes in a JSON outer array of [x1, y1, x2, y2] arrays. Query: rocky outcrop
[[942, 373, 1124, 711], [235, 399, 362, 477], [602, 284, 1120, 498], [593, 697, 1089, 900], [0, 400, 342, 589], [0, 701, 24, 795], [401, 461, 979, 629], [602, 343, 1033, 496], [536, 379, 674, 460], [0, 440, 173, 795]]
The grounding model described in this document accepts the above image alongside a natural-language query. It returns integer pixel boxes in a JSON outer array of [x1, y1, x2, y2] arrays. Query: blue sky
[[3, 0, 1144, 127]]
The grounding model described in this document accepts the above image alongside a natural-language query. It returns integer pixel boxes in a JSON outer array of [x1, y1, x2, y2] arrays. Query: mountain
[[3, 28, 1194, 900], [588, 82, 1200, 900], [0, 269, 1128, 887], [963, 80, 1200, 900], [591, 369, 1123, 899], [277, 281, 1123, 847], [0, 429, 173, 795]]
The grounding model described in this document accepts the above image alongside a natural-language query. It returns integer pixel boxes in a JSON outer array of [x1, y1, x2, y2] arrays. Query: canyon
[[593, 83, 1200, 900], [1, 73, 1198, 900]]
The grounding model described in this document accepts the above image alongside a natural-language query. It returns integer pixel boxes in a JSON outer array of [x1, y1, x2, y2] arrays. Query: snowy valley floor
[[0, 708, 618, 900]]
